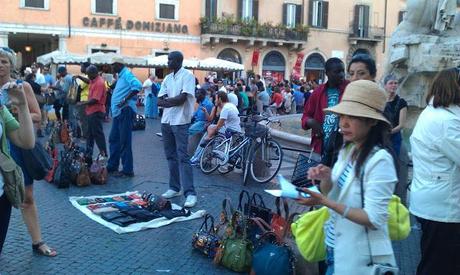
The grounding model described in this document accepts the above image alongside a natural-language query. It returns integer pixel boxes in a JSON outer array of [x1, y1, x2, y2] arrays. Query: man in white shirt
[[158, 51, 197, 208], [217, 79, 227, 93], [206, 91, 241, 140]]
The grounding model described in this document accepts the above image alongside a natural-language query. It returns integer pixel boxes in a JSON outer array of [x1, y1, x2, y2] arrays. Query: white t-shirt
[[220, 103, 241, 132], [227, 92, 239, 107], [158, 67, 196, 126]]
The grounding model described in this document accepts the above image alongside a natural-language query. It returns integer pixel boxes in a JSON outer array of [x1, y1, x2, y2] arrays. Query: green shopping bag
[[291, 207, 329, 262], [388, 195, 410, 241]]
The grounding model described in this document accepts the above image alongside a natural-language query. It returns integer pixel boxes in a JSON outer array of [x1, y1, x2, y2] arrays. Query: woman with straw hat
[[297, 80, 399, 274]]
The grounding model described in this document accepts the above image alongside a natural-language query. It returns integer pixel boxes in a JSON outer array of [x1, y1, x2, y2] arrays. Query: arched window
[[262, 51, 286, 82], [217, 48, 242, 64], [304, 53, 325, 83], [352, 48, 370, 57]]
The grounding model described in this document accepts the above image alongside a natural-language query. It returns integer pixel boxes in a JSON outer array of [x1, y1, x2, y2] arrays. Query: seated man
[[189, 88, 213, 136], [204, 91, 241, 142]]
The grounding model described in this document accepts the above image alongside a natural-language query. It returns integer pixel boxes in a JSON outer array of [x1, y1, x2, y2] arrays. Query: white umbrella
[[36, 50, 87, 65], [146, 55, 199, 69], [197, 57, 244, 71], [88, 52, 147, 67]]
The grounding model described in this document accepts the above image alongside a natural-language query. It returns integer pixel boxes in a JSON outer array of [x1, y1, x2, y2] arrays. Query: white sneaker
[[161, 189, 182, 199], [184, 195, 197, 208]]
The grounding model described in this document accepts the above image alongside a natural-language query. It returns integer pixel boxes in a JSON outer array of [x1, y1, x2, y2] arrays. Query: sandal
[[32, 241, 57, 257]]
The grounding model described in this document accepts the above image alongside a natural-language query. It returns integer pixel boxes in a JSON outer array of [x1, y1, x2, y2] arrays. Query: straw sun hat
[[324, 80, 390, 125]]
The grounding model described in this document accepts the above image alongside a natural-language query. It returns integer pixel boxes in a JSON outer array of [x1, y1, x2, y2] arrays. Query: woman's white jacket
[[328, 146, 397, 275], [410, 103, 460, 222]]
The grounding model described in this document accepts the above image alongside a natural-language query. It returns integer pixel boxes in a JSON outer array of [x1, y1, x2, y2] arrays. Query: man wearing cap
[[301, 58, 349, 165], [106, 56, 142, 177], [158, 51, 197, 208]]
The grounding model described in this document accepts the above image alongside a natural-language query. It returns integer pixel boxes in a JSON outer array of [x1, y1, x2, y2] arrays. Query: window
[[238, 0, 258, 21], [283, 3, 302, 28], [398, 10, 406, 24], [205, 0, 217, 19], [20, 0, 49, 9], [160, 4, 175, 19], [353, 4, 370, 37], [308, 0, 328, 28], [92, 0, 117, 15], [156, 0, 179, 20]]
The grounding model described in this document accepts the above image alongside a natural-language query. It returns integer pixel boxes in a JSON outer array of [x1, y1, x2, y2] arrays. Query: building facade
[[0, 0, 407, 81]]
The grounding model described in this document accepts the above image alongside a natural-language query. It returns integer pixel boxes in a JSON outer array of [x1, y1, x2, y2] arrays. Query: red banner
[[292, 52, 305, 79], [251, 49, 260, 66]]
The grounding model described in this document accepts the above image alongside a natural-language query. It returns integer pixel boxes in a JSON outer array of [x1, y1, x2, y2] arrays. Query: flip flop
[[32, 241, 57, 257]]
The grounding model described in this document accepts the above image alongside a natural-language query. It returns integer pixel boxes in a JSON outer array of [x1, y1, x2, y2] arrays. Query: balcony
[[349, 26, 385, 43], [200, 18, 308, 49]]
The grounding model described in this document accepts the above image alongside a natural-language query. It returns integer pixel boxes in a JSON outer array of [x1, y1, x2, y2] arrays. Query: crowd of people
[[0, 46, 459, 275]]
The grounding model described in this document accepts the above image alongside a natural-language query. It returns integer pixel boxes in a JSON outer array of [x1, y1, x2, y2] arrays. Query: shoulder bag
[[290, 206, 329, 262], [20, 141, 52, 180], [0, 151, 25, 208], [271, 197, 290, 240], [251, 231, 295, 275]]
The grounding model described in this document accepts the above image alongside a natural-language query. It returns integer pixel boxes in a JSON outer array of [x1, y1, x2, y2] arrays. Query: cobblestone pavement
[[0, 118, 420, 275]]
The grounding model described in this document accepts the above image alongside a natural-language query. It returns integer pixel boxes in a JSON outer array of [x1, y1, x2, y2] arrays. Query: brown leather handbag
[[60, 122, 70, 144], [76, 159, 91, 187], [90, 155, 108, 185]]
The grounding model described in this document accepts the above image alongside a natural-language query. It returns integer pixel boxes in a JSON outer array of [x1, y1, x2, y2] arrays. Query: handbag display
[[271, 197, 290, 240], [290, 206, 329, 262], [90, 154, 108, 185], [251, 232, 295, 275], [291, 152, 320, 187], [132, 114, 146, 131], [20, 141, 52, 180], [192, 214, 221, 258]]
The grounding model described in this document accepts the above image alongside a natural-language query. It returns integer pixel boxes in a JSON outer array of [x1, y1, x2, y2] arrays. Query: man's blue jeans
[[108, 107, 135, 174], [161, 123, 195, 197]]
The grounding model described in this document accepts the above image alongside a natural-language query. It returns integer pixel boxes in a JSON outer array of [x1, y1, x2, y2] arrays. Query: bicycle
[[199, 114, 283, 185]]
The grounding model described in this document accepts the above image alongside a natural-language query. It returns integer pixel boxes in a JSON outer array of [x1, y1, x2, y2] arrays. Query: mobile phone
[[295, 187, 311, 198]]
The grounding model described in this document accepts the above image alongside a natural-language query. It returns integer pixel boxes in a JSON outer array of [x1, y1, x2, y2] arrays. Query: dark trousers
[[0, 194, 12, 255], [416, 217, 460, 275], [87, 112, 107, 156], [54, 101, 63, 121], [107, 107, 135, 174], [161, 123, 195, 197]]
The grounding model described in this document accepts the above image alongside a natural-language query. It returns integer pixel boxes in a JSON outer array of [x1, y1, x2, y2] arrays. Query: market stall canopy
[[197, 57, 244, 71], [88, 52, 147, 67], [146, 54, 199, 69], [36, 50, 87, 65]]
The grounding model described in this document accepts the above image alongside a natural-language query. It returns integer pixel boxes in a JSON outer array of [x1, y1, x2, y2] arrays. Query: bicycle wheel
[[249, 139, 283, 184], [199, 138, 222, 174], [218, 164, 234, 174]]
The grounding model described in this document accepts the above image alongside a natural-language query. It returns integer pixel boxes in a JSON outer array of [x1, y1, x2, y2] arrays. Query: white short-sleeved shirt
[[158, 67, 196, 126], [228, 92, 239, 107], [220, 103, 241, 132]]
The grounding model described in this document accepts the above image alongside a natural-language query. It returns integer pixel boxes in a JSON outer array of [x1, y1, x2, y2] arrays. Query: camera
[[370, 264, 399, 275]]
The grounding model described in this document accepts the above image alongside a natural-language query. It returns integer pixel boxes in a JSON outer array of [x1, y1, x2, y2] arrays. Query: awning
[[146, 55, 199, 69], [197, 57, 244, 71], [88, 52, 147, 67], [36, 50, 87, 65]]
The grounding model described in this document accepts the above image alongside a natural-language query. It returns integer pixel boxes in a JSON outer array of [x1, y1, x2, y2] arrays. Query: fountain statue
[[385, 0, 460, 107]]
